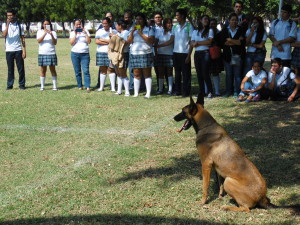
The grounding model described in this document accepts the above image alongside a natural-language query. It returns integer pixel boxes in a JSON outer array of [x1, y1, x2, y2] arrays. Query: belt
[[196, 50, 209, 53]]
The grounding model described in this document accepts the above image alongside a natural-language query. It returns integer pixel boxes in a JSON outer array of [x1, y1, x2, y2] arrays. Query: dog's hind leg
[[221, 205, 250, 212], [222, 177, 255, 212]]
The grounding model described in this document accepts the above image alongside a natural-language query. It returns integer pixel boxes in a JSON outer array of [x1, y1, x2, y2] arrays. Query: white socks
[[158, 79, 164, 92], [98, 74, 107, 91], [52, 76, 57, 90], [109, 73, 116, 92], [133, 78, 141, 97], [116, 76, 122, 94], [212, 76, 220, 95], [40, 77, 45, 90], [123, 77, 130, 96], [168, 76, 173, 93], [145, 77, 152, 98]]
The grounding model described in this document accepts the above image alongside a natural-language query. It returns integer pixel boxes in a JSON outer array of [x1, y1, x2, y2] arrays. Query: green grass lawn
[[0, 38, 299, 225]]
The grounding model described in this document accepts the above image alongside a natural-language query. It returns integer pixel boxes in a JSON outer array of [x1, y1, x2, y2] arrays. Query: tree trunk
[[25, 22, 31, 37], [62, 22, 66, 38]]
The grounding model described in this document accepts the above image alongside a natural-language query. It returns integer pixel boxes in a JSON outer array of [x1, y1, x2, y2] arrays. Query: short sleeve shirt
[[191, 29, 214, 51], [245, 29, 267, 53], [3, 22, 24, 51], [117, 30, 130, 53], [69, 30, 91, 53], [95, 28, 117, 53], [269, 19, 297, 60], [157, 30, 173, 55], [130, 26, 155, 55], [297, 27, 300, 41], [172, 22, 194, 53], [245, 70, 267, 88], [37, 30, 57, 55], [267, 67, 296, 88], [154, 24, 164, 39]]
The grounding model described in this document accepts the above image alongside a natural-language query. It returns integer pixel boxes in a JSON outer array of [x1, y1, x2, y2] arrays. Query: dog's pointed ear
[[196, 93, 204, 107], [190, 95, 195, 105], [189, 96, 198, 116]]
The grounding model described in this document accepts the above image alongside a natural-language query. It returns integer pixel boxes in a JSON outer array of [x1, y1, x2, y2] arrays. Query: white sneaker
[[52, 88, 58, 91], [98, 88, 103, 92], [144, 95, 150, 99], [115, 92, 121, 95], [207, 93, 212, 98], [40, 88, 44, 91], [124, 93, 130, 97], [133, 94, 138, 97]]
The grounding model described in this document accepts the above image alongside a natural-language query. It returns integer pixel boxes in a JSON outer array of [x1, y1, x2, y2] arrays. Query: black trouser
[[173, 52, 191, 96], [6, 50, 25, 88], [194, 50, 213, 95], [260, 87, 299, 101]]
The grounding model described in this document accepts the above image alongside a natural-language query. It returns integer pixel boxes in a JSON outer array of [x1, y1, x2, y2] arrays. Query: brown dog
[[174, 95, 270, 212]]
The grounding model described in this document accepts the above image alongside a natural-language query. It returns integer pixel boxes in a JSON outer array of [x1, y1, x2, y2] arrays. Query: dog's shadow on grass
[[0, 213, 224, 225], [114, 153, 201, 183]]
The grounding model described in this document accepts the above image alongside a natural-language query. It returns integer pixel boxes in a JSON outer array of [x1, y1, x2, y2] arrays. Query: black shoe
[[6, 87, 13, 90], [156, 91, 163, 95], [19, 87, 26, 90], [172, 92, 181, 96]]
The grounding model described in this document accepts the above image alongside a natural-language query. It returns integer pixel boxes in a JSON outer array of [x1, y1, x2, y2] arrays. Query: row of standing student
[[4, 7, 300, 102]]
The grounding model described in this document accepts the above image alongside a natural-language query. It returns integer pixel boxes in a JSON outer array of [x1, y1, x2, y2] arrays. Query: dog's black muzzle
[[174, 111, 192, 132]]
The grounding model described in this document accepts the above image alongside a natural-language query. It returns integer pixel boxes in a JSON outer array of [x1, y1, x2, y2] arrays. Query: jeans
[[71, 52, 91, 88], [239, 82, 259, 97], [243, 52, 265, 76], [6, 50, 25, 88], [173, 53, 191, 96], [224, 60, 242, 94], [194, 51, 212, 95]]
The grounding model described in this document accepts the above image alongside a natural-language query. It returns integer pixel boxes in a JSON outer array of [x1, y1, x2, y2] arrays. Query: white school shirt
[[191, 29, 214, 51], [172, 22, 194, 53], [130, 26, 155, 55], [267, 67, 296, 88], [156, 30, 173, 55], [117, 30, 130, 53], [245, 70, 267, 88], [36, 30, 57, 55], [245, 29, 267, 53], [269, 18, 297, 60], [154, 24, 164, 39], [69, 30, 91, 54], [297, 26, 300, 41], [3, 22, 24, 52], [228, 26, 238, 38], [95, 28, 117, 53]]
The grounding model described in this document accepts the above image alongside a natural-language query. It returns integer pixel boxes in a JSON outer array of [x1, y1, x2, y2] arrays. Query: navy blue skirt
[[154, 54, 173, 67], [291, 47, 300, 67], [129, 53, 153, 69], [96, 52, 111, 67], [38, 54, 57, 66]]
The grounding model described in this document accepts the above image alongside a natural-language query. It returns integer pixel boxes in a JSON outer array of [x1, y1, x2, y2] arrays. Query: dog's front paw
[[195, 200, 206, 205]]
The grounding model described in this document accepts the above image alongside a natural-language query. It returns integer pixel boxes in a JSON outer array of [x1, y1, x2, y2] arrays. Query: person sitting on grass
[[236, 61, 267, 103], [261, 58, 300, 102]]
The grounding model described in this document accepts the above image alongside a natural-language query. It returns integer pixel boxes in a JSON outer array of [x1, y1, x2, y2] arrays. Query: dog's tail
[[260, 197, 300, 215]]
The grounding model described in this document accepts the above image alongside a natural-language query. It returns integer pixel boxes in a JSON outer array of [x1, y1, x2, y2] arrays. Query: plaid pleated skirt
[[38, 54, 57, 66], [291, 47, 300, 67], [154, 54, 173, 67], [129, 53, 153, 69], [96, 52, 110, 66]]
